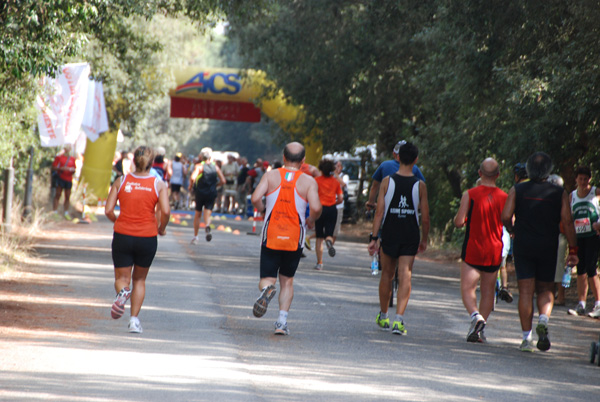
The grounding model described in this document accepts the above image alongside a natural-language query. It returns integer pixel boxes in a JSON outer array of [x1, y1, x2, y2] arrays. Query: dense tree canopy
[[227, 0, 600, 234], [2, 0, 600, 237]]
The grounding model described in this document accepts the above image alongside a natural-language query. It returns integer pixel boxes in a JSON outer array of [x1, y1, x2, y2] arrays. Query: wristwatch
[[369, 232, 379, 242]]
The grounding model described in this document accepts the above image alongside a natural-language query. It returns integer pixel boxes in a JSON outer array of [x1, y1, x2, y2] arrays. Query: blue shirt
[[372, 160, 425, 182]]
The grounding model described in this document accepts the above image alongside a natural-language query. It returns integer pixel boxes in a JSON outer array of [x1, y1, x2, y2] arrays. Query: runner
[[568, 166, 600, 318], [368, 142, 429, 336], [189, 148, 226, 244], [105, 146, 170, 333], [454, 158, 507, 343], [313, 158, 344, 270], [167, 152, 187, 210], [502, 152, 579, 352], [51, 144, 77, 219], [365, 140, 425, 212], [251, 142, 321, 335]]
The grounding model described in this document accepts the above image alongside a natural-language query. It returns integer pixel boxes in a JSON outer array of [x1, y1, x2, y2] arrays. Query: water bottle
[[371, 254, 379, 276], [562, 266, 571, 288]]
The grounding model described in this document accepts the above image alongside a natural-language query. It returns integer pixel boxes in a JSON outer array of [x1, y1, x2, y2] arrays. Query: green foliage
[[227, 0, 600, 234]]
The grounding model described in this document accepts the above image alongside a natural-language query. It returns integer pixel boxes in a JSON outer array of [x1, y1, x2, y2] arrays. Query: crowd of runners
[[103, 141, 600, 352]]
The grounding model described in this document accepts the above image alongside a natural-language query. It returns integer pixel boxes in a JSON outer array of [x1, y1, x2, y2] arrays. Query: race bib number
[[574, 217, 592, 234]]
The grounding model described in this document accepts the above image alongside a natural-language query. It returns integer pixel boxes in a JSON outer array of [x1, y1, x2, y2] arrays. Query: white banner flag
[[36, 63, 90, 147], [81, 80, 109, 142]]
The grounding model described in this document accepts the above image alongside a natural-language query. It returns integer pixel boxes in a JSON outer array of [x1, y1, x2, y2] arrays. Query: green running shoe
[[376, 312, 390, 331], [536, 322, 551, 351], [391, 321, 407, 336]]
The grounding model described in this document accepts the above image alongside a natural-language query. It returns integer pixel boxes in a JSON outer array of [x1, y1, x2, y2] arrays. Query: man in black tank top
[[368, 142, 429, 336], [188, 147, 226, 244], [502, 152, 579, 352]]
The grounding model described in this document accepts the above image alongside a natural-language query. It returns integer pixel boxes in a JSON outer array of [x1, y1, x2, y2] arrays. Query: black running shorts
[[56, 177, 73, 190], [576, 235, 600, 277], [195, 193, 216, 211], [315, 205, 337, 238], [260, 245, 303, 279], [513, 252, 557, 282], [466, 262, 501, 273], [380, 240, 419, 258], [112, 232, 157, 268]]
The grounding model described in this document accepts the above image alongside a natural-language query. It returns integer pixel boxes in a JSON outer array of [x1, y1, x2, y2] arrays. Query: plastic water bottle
[[371, 255, 379, 276], [562, 266, 571, 288]]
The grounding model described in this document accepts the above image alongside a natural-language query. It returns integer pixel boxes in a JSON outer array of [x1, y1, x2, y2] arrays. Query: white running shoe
[[588, 305, 600, 319], [519, 339, 535, 352], [128, 317, 143, 333], [274, 321, 289, 335], [190, 236, 199, 245], [466, 315, 486, 343]]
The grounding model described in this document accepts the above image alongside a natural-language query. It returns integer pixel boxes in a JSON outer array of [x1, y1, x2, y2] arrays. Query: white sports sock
[[538, 314, 549, 326], [579, 301, 586, 309], [394, 314, 404, 323], [379, 312, 388, 320], [278, 310, 288, 324], [523, 330, 532, 341], [470, 311, 481, 320]]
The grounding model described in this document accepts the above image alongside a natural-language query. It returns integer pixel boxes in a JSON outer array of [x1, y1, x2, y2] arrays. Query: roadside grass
[[0, 201, 46, 273]]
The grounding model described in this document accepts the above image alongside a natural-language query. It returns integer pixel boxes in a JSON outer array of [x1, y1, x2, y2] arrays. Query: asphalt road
[[1, 212, 599, 401]]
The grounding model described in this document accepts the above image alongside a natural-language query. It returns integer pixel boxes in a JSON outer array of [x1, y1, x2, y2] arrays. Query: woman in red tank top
[[105, 146, 170, 334]]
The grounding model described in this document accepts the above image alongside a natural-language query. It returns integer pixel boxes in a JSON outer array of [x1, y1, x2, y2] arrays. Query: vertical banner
[[81, 80, 109, 142], [36, 63, 90, 147]]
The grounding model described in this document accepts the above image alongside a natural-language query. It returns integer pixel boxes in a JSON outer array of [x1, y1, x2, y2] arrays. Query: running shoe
[[205, 226, 212, 242], [536, 322, 551, 351], [519, 339, 535, 352], [253, 284, 276, 318], [568, 304, 586, 316], [588, 305, 600, 319], [376, 312, 390, 331], [274, 321, 289, 335], [304, 237, 312, 251], [128, 316, 143, 333], [314, 263, 323, 270], [478, 329, 488, 344], [190, 236, 199, 245], [466, 316, 486, 343], [498, 287, 513, 303], [325, 239, 336, 257], [64, 211, 72, 221], [110, 287, 131, 319], [391, 321, 407, 336]]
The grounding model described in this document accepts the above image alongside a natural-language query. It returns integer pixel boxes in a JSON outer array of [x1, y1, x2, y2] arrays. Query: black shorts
[[513, 252, 557, 282], [56, 177, 73, 190], [195, 193, 216, 211], [576, 235, 600, 277], [315, 205, 337, 238], [171, 183, 182, 193], [112, 232, 157, 268], [260, 245, 303, 279], [466, 262, 500, 274], [380, 240, 419, 258]]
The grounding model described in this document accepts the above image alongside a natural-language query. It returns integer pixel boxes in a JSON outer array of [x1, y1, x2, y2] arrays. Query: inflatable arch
[[81, 68, 321, 203]]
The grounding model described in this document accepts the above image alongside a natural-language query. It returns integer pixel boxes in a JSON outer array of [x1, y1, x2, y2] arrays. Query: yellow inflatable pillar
[[80, 130, 118, 205]]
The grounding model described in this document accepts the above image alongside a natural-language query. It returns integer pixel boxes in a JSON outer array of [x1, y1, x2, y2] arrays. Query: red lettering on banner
[[169, 97, 261, 122]]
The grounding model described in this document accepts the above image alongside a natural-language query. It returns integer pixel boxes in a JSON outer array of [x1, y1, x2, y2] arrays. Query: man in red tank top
[[454, 158, 508, 344], [250, 142, 321, 335]]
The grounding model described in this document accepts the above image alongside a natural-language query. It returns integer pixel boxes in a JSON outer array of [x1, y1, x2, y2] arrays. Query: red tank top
[[263, 169, 307, 251], [462, 185, 508, 267], [114, 174, 159, 237]]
